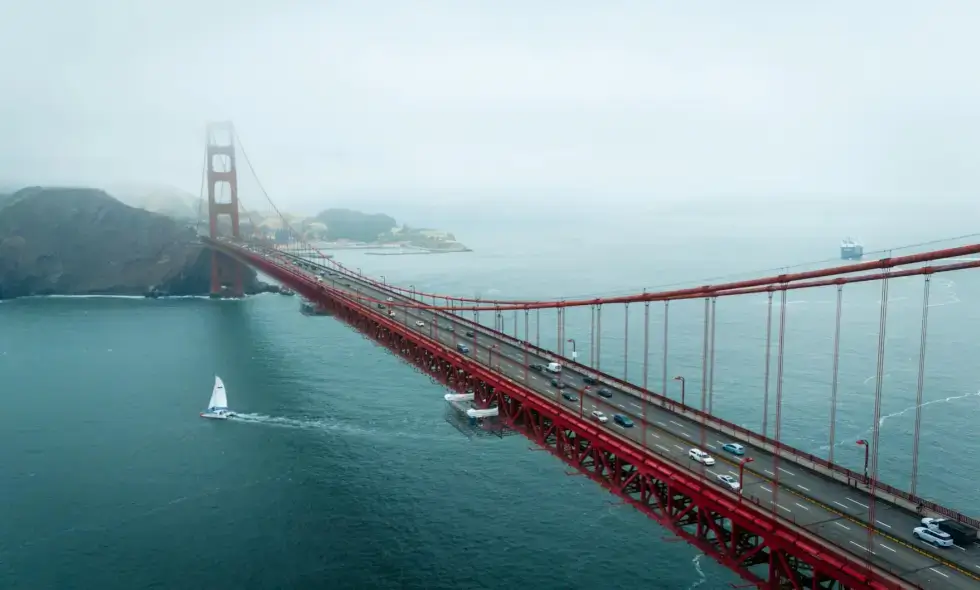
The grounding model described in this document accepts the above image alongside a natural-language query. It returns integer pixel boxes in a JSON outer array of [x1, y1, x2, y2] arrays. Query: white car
[[386, 297, 394, 302], [717, 474, 740, 492], [913, 526, 953, 548], [388, 311, 396, 317], [415, 320, 425, 327], [688, 448, 715, 466], [591, 410, 608, 423]]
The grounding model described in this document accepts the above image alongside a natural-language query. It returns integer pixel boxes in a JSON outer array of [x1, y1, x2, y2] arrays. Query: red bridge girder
[[211, 240, 912, 590]]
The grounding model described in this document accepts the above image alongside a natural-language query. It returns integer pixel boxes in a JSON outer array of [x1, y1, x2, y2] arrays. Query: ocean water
[[2, 213, 979, 589]]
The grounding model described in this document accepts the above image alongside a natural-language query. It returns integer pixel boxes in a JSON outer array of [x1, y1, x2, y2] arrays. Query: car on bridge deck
[[415, 320, 425, 327], [688, 448, 715, 466], [386, 297, 394, 302], [913, 526, 954, 548], [529, 363, 544, 372], [717, 474, 740, 492], [613, 414, 634, 427], [550, 379, 568, 389], [591, 410, 608, 423], [376, 303, 385, 309], [582, 376, 598, 385], [465, 330, 475, 337], [721, 443, 745, 456], [596, 388, 613, 398], [561, 392, 578, 402], [388, 311, 396, 317]]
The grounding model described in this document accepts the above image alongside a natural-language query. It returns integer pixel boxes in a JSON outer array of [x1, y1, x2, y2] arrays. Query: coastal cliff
[[0, 187, 272, 300]]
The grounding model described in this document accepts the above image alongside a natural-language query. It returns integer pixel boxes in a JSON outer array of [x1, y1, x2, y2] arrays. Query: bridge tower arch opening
[[206, 121, 243, 298]]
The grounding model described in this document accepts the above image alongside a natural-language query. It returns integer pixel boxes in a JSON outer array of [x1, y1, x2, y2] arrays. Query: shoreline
[[364, 249, 472, 256]]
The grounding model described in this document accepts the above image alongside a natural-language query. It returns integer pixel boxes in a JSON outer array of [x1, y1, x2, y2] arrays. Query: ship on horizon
[[841, 237, 864, 260]]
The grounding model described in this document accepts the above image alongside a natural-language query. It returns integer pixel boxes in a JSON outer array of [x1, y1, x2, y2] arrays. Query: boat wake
[[227, 412, 453, 442], [815, 388, 980, 452], [686, 554, 707, 589]]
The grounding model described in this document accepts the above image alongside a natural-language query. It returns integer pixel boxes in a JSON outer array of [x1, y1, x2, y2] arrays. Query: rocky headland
[[0, 187, 276, 300]]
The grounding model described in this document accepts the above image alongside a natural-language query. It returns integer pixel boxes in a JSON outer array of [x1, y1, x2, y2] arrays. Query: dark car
[[597, 388, 613, 398], [613, 414, 634, 428], [529, 364, 545, 372], [465, 330, 475, 337], [551, 379, 567, 389], [376, 303, 385, 309], [562, 393, 579, 402], [583, 376, 598, 385]]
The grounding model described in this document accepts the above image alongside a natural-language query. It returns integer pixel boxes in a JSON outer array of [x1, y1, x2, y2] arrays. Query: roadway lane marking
[[833, 501, 849, 510], [674, 445, 685, 451], [835, 522, 851, 531], [930, 568, 950, 578], [953, 544, 966, 551], [876, 520, 892, 529], [846, 497, 870, 509], [760, 486, 772, 493], [796, 484, 810, 492], [716, 440, 726, 446], [655, 444, 672, 453], [669, 420, 685, 428], [794, 503, 810, 511], [777, 467, 796, 476], [706, 443, 717, 449], [775, 503, 791, 513], [880, 544, 896, 553], [681, 432, 692, 438], [657, 421, 667, 427], [629, 402, 642, 410], [849, 541, 875, 555], [764, 469, 775, 476]]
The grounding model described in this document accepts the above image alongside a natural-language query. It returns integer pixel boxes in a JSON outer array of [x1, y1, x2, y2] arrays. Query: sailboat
[[200, 375, 235, 419]]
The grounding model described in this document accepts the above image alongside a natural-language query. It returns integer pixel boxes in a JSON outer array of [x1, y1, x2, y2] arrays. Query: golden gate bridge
[[200, 121, 980, 590]]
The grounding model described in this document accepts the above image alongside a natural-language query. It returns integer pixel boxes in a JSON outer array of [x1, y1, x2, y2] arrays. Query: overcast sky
[[0, 1, 978, 212]]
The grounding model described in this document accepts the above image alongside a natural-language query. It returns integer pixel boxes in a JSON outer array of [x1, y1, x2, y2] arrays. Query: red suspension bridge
[[201, 122, 980, 589]]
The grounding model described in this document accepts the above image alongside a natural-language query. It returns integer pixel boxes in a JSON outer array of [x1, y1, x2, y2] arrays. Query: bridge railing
[[245, 241, 980, 531]]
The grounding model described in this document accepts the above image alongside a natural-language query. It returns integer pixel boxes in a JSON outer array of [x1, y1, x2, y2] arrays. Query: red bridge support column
[[206, 121, 243, 298]]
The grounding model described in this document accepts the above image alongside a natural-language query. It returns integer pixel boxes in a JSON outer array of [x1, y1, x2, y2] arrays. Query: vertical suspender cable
[[762, 290, 774, 437], [772, 287, 788, 515], [597, 305, 603, 371], [828, 285, 843, 463], [624, 302, 630, 381], [699, 298, 710, 454], [590, 305, 596, 367], [867, 270, 890, 555], [643, 295, 650, 449], [708, 297, 717, 415], [910, 276, 931, 495], [661, 301, 670, 401]]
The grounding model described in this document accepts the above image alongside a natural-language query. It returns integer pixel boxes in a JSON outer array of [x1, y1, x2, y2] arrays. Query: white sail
[[208, 376, 228, 410]]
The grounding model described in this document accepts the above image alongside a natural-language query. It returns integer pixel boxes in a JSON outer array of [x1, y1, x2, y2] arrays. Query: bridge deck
[[233, 241, 980, 589]]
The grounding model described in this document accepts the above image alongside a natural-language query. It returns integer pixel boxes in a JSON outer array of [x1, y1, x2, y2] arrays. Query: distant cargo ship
[[840, 238, 864, 260]]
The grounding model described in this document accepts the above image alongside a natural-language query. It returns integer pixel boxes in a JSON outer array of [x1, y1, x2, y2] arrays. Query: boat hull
[[200, 411, 234, 420]]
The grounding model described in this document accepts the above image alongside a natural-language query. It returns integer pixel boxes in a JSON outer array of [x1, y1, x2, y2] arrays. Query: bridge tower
[[206, 121, 243, 298]]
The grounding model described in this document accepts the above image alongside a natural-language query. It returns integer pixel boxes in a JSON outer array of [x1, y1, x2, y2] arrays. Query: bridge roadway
[[263, 248, 980, 589]]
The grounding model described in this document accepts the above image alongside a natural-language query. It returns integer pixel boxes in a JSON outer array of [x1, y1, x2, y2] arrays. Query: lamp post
[[380, 275, 386, 285], [857, 439, 870, 482], [673, 375, 686, 406], [739, 457, 754, 497], [410, 284, 416, 302], [567, 338, 578, 361]]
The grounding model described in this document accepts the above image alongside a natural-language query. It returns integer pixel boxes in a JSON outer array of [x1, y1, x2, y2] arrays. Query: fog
[[1, 1, 979, 229]]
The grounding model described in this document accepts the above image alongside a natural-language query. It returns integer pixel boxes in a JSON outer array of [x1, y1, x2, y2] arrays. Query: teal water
[[2, 220, 979, 589]]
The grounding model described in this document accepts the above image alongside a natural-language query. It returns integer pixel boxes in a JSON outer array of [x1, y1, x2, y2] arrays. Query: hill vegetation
[[314, 208, 397, 242]]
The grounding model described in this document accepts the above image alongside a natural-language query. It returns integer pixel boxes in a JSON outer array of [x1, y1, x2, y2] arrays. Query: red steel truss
[[209, 237, 912, 590]]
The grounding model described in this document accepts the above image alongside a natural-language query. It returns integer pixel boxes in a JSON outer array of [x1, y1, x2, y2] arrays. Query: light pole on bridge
[[856, 439, 870, 482], [380, 275, 386, 285], [738, 457, 754, 499], [566, 338, 578, 362], [410, 284, 416, 302], [673, 375, 686, 407]]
